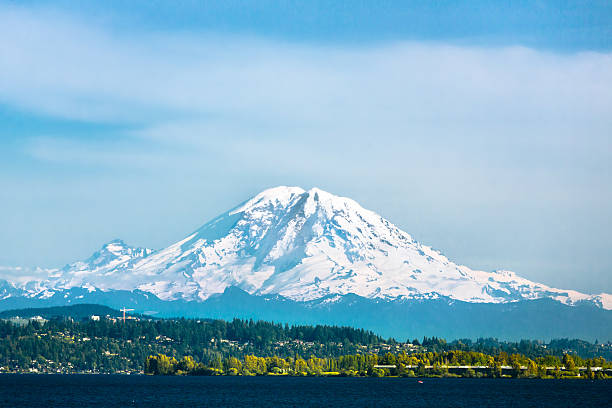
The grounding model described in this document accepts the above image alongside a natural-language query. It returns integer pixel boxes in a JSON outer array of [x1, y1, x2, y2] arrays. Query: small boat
[[417, 380, 423, 384]]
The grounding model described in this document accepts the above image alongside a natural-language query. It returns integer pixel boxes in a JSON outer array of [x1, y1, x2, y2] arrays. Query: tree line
[[0, 316, 609, 376], [145, 350, 610, 379]]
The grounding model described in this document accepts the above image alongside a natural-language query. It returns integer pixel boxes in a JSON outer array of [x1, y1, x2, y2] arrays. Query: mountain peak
[[67, 239, 153, 274], [306, 187, 334, 199], [5, 187, 609, 310], [230, 186, 306, 215], [101, 239, 130, 253], [231, 186, 367, 220]]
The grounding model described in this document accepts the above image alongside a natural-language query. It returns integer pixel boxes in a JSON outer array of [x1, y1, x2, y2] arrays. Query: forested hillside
[[0, 315, 610, 376]]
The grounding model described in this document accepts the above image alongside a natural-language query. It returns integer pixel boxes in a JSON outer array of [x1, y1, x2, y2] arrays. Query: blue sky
[[1, 1, 611, 293]]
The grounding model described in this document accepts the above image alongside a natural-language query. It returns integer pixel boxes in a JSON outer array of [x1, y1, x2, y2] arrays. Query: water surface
[[0, 375, 609, 407]]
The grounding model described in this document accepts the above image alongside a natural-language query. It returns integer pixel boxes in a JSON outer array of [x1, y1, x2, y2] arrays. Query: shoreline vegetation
[[145, 353, 610, 379], [0, 311, 610, 378]]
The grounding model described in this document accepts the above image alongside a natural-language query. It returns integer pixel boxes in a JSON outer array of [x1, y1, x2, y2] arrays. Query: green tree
[[490, 360, 502, 378], [562, 354, 576, 374], [509, 355, 522, 378], [585, 360, 594, 380], [177, 356, 195, 373]]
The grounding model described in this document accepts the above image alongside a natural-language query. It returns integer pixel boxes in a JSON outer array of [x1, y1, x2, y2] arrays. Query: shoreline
[[0, 372, 610, 380]]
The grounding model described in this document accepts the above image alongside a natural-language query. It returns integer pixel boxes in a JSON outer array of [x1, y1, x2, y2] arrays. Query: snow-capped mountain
[[1, 186, 610, 310]]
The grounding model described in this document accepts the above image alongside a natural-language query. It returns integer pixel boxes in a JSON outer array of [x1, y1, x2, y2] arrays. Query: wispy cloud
[[3, 4, 611, 178], [0, 4, 611, 292], [2, 5, 611, 130]]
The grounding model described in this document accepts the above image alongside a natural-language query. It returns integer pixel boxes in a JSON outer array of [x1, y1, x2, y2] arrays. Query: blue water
[[0, 375, 609, 407]]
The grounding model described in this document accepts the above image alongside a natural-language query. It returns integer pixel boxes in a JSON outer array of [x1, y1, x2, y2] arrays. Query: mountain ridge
[[1, 285, 610, 341], [0, 186, 610, 310]]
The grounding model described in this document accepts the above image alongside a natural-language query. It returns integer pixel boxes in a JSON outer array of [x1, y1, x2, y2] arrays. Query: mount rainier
[[1, 186, 610, 340]]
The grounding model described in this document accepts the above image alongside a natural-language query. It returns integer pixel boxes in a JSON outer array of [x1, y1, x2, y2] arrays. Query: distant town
[[0, 305, 610, 378]]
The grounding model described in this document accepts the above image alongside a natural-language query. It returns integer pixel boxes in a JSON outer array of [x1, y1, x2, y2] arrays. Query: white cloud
[[3, 3, 610, 183], [1, 4, 611, 131], [0, 4, 611, 292]]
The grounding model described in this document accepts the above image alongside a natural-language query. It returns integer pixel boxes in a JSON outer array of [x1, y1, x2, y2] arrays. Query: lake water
[[0, 375, 609, 407]]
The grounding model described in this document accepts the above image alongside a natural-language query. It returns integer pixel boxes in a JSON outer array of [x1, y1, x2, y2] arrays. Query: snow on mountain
[[1, 186, 610, 309], [60, 239, 153, 278], [0, 240, 153, 299], [0, 279, 22, 300]]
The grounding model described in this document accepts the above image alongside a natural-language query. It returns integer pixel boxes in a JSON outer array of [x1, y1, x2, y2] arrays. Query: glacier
[[1, 186, 609, 310]]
